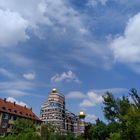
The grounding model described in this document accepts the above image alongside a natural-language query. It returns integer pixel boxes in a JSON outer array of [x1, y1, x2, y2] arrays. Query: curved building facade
[[40, 89, 65, 132], [40, 88, 85, 135]]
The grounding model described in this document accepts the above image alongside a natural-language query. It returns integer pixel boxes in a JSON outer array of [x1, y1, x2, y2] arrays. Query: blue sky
[[0, 0, 140, 122]]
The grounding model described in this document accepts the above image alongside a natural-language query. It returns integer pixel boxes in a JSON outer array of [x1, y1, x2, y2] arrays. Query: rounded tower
[[40, 89, 65, 132]]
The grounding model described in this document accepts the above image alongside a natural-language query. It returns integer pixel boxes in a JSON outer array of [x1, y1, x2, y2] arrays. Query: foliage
[[102, 92, 118, 122], [102, 89, 140, 140], [87, 119, 109, 140], [12, 118, 36, 134]]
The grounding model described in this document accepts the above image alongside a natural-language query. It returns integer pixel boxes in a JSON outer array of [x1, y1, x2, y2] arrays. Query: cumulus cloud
[[110, 12, 140, 74], [0, 0, 85, 46], [23, 72, 36, 80], [66, 91, 86, 99], [0, 9, 29, 46], [79, 88, 127, 108], [80, 91, 103, 108], [85, 114, 98, 123], [0, 0, 110, 69], [51, 70, 81, 83], [6, 97, 28, 107]]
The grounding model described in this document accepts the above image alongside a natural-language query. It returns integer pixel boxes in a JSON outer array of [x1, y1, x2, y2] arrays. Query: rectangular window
[[3, 113, 9, 119]]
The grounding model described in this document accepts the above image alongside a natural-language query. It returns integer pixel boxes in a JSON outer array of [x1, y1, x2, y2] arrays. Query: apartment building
[[0, 98, 40, 136], [40, 89, 85, 135], [40, 88, 66, 133]]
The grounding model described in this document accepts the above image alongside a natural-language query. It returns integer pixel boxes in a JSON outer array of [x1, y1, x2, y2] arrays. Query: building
[[65, 109, 80, 135], [0, 98, 41, 136], [40, 89, 85, 135], [40, 88, 66, 133]]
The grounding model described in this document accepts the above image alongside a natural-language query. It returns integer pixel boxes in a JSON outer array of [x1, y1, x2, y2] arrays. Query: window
[[13, 116, 17, 120], [3, 113, 9, 119], [2, 122, 8, 128]]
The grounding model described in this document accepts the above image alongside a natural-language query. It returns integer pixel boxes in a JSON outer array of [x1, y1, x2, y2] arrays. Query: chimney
[[30, 107, 32, 111], [14, 102, 16, 106], [24, 105, 26, 109], [4, 98, 6, 102]]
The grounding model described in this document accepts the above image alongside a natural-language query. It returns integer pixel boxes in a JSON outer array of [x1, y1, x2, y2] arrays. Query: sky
[[0, 0, 140, 123]]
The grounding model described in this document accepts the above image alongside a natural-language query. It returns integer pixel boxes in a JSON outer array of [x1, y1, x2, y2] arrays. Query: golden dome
[[78, 111, 86, 119], [52, 88, 57, 93]]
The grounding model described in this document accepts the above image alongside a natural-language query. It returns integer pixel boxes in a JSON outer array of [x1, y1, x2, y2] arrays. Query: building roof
[[0, 98, 40, 121], [50, 88, 65, 98]]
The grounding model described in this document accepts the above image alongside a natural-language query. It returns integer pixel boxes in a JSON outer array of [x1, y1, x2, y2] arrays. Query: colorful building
[[40, 89, 85, 135]]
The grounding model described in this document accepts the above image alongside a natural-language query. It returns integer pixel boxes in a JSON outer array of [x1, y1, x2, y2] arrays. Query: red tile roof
[[0, 98, 40, 121]]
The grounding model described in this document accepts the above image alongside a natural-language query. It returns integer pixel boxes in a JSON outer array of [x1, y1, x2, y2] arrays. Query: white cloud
[[0, 9, 29, 46], [0, 0, 110, 69], [4, 52, 34, 67], [0, 81, 34, 91], [0, 0, 85, 46], [0, 68, 15, 79], [6, 97, 28, 107], [80, 91, 103, 108], [87, 0, 108, 7], [66, 91, 86, 99], [99, 0, 108, 5], [3, 90, 29, 97], [87, 0, 98, 7], [110, 12, 140, 74], [80, 99, 95, 107], [51, 70, 81, 83], [85, 114, 98, 123], [79, 88, 127, 108], [23, 72, 36, 80]]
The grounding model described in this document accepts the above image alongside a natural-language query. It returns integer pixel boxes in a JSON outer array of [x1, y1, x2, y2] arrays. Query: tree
[[103, 89, 140, 140], [102, 92, 118, 122], [2, 118, 41, 140], [12, 118, 36, 134], [129, 88, 140, 108], [88, 119, 109, 140]]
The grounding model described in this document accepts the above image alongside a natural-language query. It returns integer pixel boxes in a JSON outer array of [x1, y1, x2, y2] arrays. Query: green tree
[[12, 118, 35, 134], [129, 88, 140, 108], [88, 119, 109, 140], [103, 89, 140, 140], [102, 92, 118, 122]]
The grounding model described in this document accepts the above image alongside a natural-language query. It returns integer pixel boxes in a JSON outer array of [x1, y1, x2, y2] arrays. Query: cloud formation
[[80, 91, 103, 108], [6, 97, 28, 107], [110, 12, 140, 74], [87, 0, 108, 7], [85, 114, 98, 123], [23, 72, 36, 80], [0, 0, 85, 46], [51, 70, 81, 83], [0, 68, 15, 79], [0, 9, 29, 46], [66, 91, 86, 99], [79, 88, 127, 108]]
